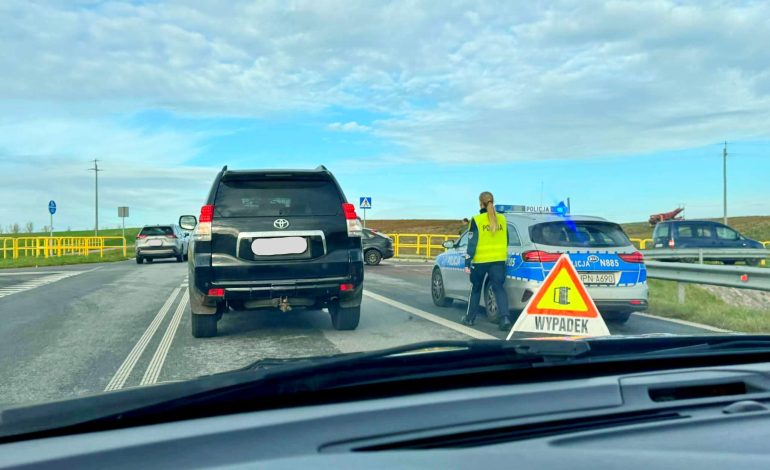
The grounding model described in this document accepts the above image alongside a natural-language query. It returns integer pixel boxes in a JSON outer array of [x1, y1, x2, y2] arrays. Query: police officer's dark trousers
[[466, 261, 509, 323]]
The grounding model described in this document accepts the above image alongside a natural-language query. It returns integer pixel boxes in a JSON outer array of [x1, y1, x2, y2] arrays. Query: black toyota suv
[[179, 166, 364, 338]]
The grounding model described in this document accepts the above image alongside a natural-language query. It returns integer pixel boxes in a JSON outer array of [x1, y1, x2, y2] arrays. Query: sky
[[1, 0, 769, 232]]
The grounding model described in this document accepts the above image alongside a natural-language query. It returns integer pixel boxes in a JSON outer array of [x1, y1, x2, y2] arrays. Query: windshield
[[1, 0, 769, 436]]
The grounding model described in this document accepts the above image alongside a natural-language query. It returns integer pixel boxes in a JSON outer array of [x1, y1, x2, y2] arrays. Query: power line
[[88, 159, 103, 236]]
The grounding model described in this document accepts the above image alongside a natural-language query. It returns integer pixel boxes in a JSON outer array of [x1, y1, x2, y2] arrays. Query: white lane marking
[[633, 312, 733, 333], [0, 271, 88, 299], [0, 271, 68, 276], [104, 287, 182, 391], [141, 292, 189, 386], [363, 290, 497, 340]]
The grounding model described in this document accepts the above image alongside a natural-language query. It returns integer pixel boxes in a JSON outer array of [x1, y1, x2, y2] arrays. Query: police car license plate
[[579, 272, 618, 285]]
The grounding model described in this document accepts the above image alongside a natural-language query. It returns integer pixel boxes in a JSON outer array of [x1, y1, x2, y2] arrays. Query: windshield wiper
[[241, 339, 592, 371]]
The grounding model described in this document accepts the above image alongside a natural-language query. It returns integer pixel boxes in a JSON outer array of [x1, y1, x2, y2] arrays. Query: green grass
[[0, 249, 134, 269], [647, 279, 770, 332]]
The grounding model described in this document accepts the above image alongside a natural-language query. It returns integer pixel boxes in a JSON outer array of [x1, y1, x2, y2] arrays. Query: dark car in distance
[[362, 228, 394, 265], [180, 165, 365, 338], [652, 220, 765, 265]]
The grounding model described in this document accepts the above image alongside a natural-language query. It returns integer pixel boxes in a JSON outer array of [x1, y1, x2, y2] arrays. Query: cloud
[[327, 121, 371, 132], [2, 0, 770, 168]]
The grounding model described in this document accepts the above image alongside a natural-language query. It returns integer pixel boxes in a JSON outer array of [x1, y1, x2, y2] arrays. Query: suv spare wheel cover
[[273, 219, 290, 229]]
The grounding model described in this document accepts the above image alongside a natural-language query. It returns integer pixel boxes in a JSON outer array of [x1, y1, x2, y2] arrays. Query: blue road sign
[[359, 197, 372, 209], [48, 200, 57, 215]]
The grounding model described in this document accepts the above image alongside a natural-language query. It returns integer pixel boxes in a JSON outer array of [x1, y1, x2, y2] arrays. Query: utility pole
[[722, 142, 728, 225], [88, 159, 103, 236]]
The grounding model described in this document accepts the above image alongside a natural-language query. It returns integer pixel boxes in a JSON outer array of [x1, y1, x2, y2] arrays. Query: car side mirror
[[442, 240, 455, 249], [179, 215, 197, 231]]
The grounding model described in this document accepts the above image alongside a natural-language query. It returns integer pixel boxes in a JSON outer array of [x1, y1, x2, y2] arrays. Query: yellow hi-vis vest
[[471, 213, 508, 263]]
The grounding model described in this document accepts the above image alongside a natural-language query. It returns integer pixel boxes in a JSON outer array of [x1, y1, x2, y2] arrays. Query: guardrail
[[0, 237, 127, 260], [385, 233, 459, 259], [643, 248, 770, 263], [646, 261, 770, 292]]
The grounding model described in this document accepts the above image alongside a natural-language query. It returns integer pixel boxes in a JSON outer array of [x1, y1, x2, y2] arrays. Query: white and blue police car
[[431, 203, 648, 324]]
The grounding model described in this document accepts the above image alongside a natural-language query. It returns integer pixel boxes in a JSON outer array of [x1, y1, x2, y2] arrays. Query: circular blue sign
[[48, 200, 56, 215]]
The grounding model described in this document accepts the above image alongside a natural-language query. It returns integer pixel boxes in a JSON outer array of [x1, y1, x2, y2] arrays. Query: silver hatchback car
[[135, 224, 190, 264], [432, 205, 648, 324]]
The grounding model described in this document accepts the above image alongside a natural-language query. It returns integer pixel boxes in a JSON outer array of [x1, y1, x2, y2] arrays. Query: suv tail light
[[166, 233, 177, 239], [522, 250, 561, 263], [136, 234, 147, 239], [342, 203, 362, 237], [618, 251, 644, 263], [195, 204, 214, 241], [668, 238, 675, 249]]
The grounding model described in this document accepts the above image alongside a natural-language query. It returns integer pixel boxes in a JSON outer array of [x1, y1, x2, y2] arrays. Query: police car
[[431, 204, 648, 324]]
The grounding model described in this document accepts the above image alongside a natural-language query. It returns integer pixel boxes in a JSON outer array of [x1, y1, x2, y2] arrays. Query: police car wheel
[[484, 283, 500, 323], [603, 311, 631, 324], [431, 269, 453, 307]]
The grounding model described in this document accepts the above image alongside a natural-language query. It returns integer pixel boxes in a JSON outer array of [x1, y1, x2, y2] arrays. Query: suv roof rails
[[315, 165, 329, 172]]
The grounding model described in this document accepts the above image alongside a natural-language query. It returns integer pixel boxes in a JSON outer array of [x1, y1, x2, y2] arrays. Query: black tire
[[747, 259, 761, 267], [431, 269, 453, 307], [228, 299, 245, 311], [603, 311, 632, 324], [191, 313, 218, 338], [484, 281, 500, 323], [365, 249, 382, 265], [135, 256, 143, 264], [146, 258, 153, 263], [329, 303, 360, 330]]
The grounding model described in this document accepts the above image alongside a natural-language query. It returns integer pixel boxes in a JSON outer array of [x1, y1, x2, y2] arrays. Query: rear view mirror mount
[[179, 215, 197, 231]]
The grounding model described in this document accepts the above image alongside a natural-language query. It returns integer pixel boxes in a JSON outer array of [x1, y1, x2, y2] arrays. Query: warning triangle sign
[[506, 254, 610, 339]]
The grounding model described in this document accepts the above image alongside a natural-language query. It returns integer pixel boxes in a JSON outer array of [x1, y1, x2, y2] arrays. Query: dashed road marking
[[141, 292, 189, 386], [0, 271, 90, 299], [363, 290, 497, 340], [105, 287, 182, 391]]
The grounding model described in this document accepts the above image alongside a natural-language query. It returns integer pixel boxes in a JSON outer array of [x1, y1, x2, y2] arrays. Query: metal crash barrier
[[384, 233, 459, 259], [0, 237, 127, 260]]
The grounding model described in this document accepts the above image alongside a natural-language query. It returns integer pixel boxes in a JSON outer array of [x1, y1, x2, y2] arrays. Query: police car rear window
[[530, 221, 630, 247], [214, 180, 343, 217]]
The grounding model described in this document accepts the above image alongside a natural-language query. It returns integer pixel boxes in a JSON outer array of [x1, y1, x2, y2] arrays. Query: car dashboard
[[4, 362, 770, 469]]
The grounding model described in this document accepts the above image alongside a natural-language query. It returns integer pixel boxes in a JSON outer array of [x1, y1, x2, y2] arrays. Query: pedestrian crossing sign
[[359, 197, 372, 209], [507, 254, 609, 339]]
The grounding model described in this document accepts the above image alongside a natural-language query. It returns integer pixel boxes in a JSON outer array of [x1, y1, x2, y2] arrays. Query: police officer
[[460, 191, 512, 331]]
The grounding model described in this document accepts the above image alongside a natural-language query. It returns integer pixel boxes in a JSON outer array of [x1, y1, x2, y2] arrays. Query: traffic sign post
[[48, 200, 56, 238], [118, 206, 129, 241], [507, 254, 610, 339], [359, 197, 372, 228]]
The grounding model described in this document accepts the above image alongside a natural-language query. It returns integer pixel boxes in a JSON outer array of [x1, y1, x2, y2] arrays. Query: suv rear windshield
[[215, 179, 343, 217], [530, 221, 630, 247], [140, 226, 173, 236]]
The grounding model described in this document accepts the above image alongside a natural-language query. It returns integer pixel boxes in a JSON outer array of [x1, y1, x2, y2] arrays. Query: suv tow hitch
[[278, 296, 292, 313]]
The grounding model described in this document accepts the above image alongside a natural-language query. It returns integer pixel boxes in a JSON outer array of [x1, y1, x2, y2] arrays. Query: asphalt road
[[0, 259, 716, 407]]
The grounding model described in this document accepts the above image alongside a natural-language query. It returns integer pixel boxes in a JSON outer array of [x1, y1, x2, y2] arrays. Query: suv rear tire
[[365, 249, 382, 265], [136, 256, 143, 264], [329, 303, 360, 330], [191, 313, 218, 338]]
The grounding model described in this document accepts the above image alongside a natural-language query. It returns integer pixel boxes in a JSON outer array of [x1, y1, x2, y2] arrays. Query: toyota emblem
[[273, 218, 290, 229]]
